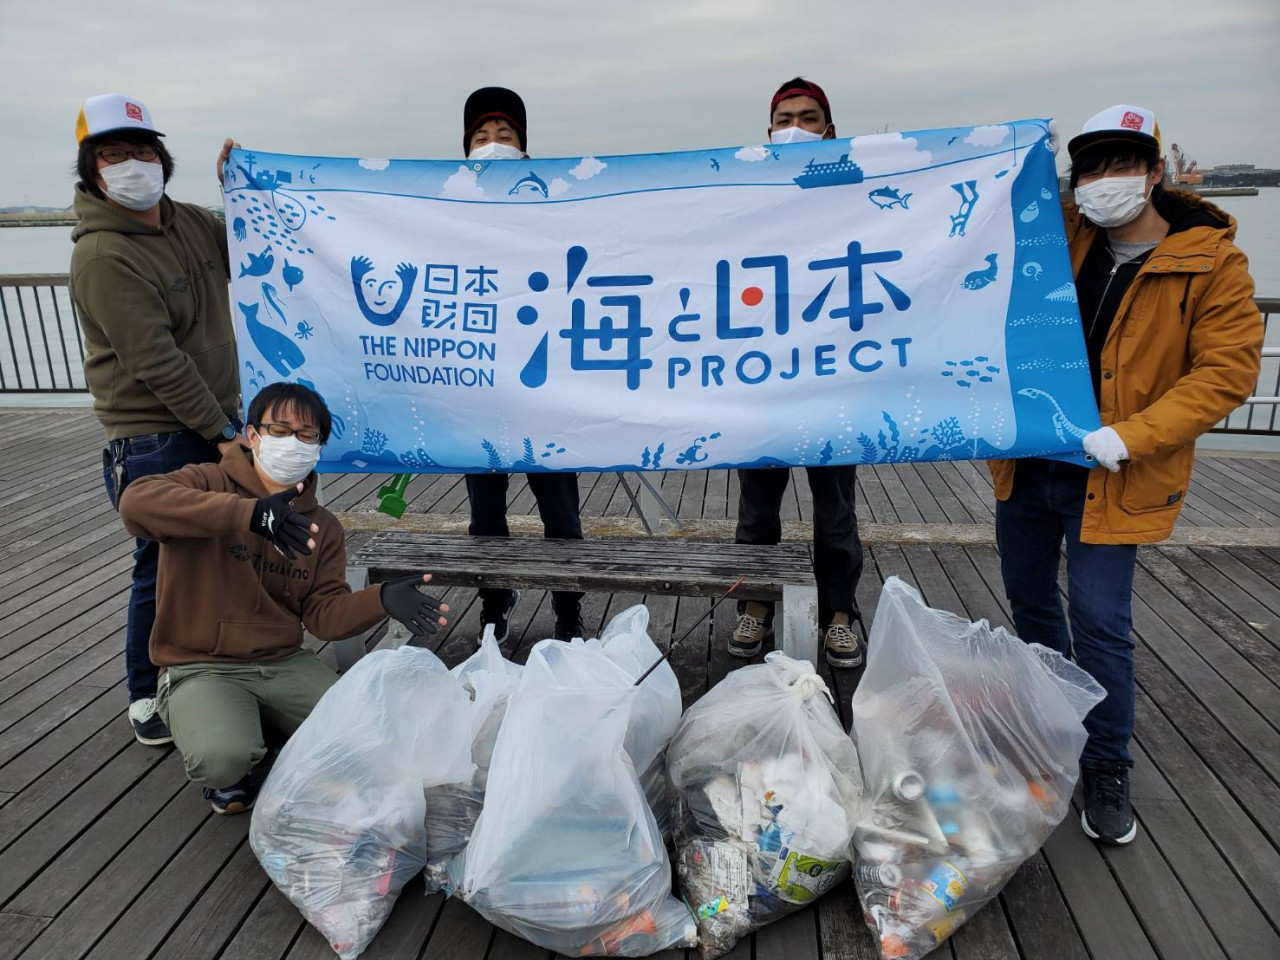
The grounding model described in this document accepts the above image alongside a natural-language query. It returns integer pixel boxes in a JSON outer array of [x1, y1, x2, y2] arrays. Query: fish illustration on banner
[[224, 118, 1099, 474]]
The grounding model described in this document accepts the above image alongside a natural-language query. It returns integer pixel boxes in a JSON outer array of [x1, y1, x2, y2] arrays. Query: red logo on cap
[[1120, 111, 1144, 132], [125, 102, 143, 122]]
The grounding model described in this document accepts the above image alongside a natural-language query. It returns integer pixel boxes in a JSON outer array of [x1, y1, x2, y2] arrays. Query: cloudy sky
[[1, 0, 1277, 207]]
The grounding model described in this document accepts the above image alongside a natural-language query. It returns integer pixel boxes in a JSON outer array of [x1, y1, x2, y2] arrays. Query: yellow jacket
[[989, 190, 1264, 544]]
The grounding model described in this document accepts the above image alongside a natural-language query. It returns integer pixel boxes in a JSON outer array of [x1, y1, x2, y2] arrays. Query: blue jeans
[[103, 429, 222, 702], [994, 458, 1137, 769]]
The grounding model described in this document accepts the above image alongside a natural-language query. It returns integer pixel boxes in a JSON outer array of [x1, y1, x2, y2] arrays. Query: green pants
[[157, 651, 339, 788]]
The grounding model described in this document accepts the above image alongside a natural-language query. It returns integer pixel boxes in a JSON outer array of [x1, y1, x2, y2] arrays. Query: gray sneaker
[[729, 613, 771, 659], [824, 622, 863, 669]]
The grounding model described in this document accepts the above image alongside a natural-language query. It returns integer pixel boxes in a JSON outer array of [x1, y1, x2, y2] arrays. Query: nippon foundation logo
[[1120, 111, 1145, 132], [125, 102, 144, 122]]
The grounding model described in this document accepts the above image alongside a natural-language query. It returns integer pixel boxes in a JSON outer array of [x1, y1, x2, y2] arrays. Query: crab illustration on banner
[[224, 118, 1099, 474]]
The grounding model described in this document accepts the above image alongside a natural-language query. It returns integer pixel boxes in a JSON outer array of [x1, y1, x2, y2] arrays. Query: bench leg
[[780, 583, 820, 667], [331, 566, 373, 673]]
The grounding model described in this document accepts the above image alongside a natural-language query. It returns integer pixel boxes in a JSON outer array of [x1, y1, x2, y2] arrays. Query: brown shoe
[[730, 602, 772, 658], [824, 616, 863, 669]]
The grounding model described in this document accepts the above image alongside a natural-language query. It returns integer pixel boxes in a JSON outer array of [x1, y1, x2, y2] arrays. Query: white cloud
[[735, 145, 770, 162], [844, 133, 933, 176], [964, 125, 1009, 148], [440, 165, 485, 199], [548, 177, 572, 197], [569, 156, 606, 180], [357, 157, 391, 171]]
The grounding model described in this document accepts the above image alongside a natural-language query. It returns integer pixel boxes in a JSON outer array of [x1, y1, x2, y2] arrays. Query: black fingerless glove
[[249, 488, 313, 560]]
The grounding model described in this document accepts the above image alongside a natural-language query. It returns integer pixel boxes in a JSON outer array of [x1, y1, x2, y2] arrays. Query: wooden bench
[[337, 531, 821, 668]]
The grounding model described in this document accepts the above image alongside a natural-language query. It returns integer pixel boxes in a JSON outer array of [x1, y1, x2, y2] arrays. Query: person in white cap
[[70, 94, 245, 747], [988, 105, 1263, 845]]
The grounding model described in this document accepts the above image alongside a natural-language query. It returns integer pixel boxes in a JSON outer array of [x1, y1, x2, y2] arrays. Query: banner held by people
[[223, 118, 1098, 474]]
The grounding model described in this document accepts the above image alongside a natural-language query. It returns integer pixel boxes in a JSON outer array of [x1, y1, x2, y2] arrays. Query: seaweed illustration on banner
[[481, 440, 503, 471]]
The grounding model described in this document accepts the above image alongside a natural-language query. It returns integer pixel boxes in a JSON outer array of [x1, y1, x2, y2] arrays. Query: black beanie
[[463, 87, 527, 154]]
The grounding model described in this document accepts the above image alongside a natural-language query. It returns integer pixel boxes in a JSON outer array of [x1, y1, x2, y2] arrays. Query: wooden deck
[[1, 408, 1279, 960]]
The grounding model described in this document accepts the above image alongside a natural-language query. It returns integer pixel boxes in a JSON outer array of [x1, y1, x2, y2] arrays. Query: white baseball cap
[[1067, 104, 1161, 159], [75, 94, 164, 145]]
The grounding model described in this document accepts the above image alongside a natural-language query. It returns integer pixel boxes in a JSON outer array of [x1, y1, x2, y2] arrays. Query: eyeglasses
[[256, 422, 323, 445], [95, 145, 159, 165]]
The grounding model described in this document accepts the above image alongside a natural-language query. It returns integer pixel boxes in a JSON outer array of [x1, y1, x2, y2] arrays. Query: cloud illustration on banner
[[549, 177, 572, 197], [358, 158, 391, 171], [440, 165, 485, 199], [735, 145, 770, 162], [570, 156, 606, 180], [845, 133, 932, 176], [964, 126, 1010, 148]]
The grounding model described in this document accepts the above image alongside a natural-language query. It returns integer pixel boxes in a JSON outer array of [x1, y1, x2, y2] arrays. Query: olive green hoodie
[[70, 183, 240, 441]]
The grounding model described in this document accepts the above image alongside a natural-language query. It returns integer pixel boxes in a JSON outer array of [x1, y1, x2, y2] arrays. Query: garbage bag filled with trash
[[667, 652, 869, 959], [850, 578, 1105, 960], [250, 647, 476, 960], [422, 625, 523, 893], [447, 605, 695, 956]]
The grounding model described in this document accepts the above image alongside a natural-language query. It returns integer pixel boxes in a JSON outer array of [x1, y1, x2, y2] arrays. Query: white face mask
[[99, 159, 165, 211], [469, 141, 524, 160], [770, 125, 825, 145], [1073, 175, 1152, 229], [254, 432, 321, 486]]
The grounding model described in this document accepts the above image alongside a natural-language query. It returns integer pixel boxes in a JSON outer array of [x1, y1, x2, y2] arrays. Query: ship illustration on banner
[[794, 155, 865, 188]]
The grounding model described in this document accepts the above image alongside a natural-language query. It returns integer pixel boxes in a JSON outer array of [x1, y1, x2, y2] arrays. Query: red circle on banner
[[741, 286, 764, 306]]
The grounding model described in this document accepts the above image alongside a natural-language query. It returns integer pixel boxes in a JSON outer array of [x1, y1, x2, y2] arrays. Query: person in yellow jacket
[[989, 105, 1263, 846]]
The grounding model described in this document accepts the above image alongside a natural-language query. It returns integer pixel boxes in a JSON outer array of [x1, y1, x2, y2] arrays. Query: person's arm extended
[[119, 465, 252, 541], [74, 253, 230, 440], [1112, 248, 1264, 459], [300, 530, 389, 641]]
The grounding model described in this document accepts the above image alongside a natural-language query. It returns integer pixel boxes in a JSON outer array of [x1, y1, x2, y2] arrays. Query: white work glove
[[1083, 427, 1129, 473]]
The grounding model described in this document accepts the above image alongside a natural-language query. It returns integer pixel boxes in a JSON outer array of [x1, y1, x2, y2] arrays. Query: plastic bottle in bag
[[850, 578, 1104, 960], [668, 652, 869, 959]]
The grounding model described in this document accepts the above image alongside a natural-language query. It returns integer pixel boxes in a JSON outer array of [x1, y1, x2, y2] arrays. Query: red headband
[[770, 84, 831, 125]]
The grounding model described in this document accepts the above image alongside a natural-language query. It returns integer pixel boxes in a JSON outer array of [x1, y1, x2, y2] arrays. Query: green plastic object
[[377, 473, 412, 518]]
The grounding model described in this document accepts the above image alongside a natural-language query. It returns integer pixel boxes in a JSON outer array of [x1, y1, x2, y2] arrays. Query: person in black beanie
[[459, 87, 586, 643]]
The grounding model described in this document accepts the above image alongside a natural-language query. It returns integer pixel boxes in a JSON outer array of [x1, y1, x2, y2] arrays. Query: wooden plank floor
[[1, 409, 1278, 960]]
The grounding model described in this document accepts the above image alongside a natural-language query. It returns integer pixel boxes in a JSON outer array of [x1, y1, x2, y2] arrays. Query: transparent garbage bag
[[447, 606, 695, 956], [850, 577, 1105, 960], [250, 647, 475, 960], [422, 626, 523, 893], [667, 652, 869, 959]]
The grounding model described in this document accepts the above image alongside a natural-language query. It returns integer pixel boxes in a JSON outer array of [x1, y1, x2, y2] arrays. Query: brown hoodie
[[118, 446, 385, 666], [70, 183, 240, 441]]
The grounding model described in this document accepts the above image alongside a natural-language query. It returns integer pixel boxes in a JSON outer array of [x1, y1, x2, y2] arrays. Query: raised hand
[[249, 483, 318, 560]]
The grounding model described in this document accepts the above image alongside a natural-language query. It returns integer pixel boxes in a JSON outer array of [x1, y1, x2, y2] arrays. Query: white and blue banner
[[223, 118, 1098, 474]]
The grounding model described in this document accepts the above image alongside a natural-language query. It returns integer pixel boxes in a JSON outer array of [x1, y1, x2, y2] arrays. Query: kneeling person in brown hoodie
[[119, 382, 449, 814]]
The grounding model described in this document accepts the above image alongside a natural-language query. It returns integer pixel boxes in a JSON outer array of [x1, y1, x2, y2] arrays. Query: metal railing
[[1, 274, 1277, 434], [0, 274, 86, 392]]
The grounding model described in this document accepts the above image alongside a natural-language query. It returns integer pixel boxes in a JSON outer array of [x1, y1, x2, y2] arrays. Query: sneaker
[[203, 777, 259, 816], [128, 697, 174, 746], [1080, 765, 1137, 844], [824, 619, 863, 669], [730, 613, 772, 659], [479, 590, 519, 643], [553, 613, 586, 642]]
